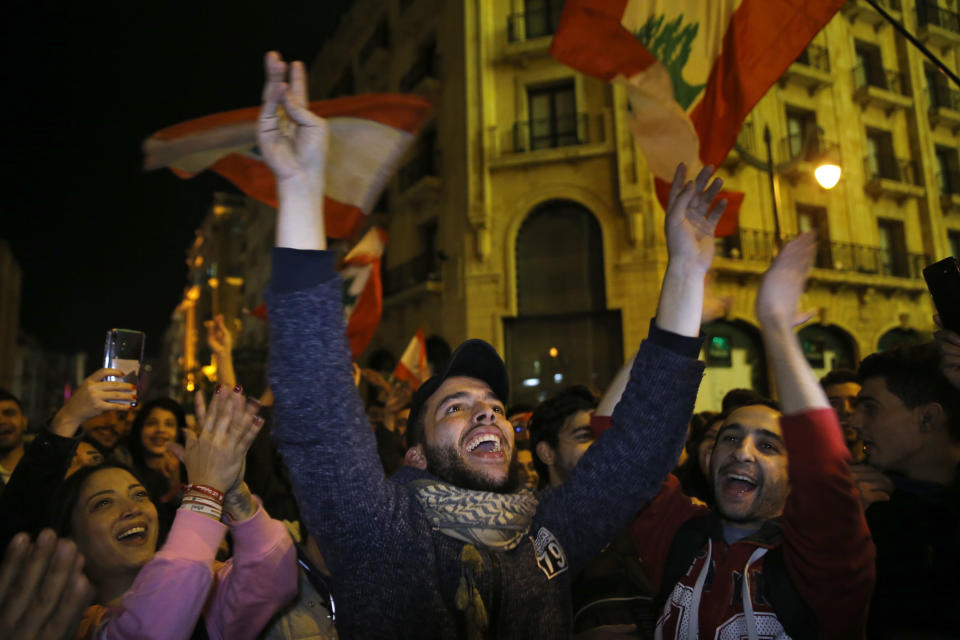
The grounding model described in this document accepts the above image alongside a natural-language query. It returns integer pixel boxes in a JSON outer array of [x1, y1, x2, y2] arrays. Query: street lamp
[[755, 124, 842, 247], [814, 162, 842, 189]]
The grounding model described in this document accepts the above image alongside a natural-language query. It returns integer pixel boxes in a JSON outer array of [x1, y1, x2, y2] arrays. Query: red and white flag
[[143, 94, 432, 239], [342, 227, 388, 358], [551, 0, 844, 235], [394, 329, 431, 390]]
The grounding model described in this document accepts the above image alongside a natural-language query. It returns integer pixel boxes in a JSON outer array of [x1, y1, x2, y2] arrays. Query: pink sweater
[[75, 503, 297, 640]]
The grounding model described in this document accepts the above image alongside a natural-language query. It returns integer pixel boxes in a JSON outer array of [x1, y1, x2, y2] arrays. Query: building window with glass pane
[[527, 81, 578, 150], [524, 0, 565, 39], [877, 219, 907, 277]]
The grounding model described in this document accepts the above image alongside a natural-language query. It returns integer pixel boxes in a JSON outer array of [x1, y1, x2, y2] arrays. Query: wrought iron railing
[[918, 0, 960, 33], [853, 65, 910, 95], [863, 155, 921, 185], [383, 252, 441, 296], [399, 52, 439, 92], [781, 130, 838, 163], [717, 229, 928, 279], [927, 83, 960, 111], [794, 44, 830, 72], [937, 170, 960, 195], [512, 113, 589, 152]]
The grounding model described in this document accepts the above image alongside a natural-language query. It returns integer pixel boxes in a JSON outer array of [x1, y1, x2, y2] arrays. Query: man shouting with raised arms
[[260, 51, 722, 638]]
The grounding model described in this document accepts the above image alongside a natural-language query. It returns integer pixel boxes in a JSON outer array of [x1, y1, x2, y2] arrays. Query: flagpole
[[763, 125, 785, 249], [864, 0, 960, 90]]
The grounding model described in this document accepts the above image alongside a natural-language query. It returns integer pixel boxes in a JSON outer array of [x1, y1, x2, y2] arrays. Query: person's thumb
[[166, 431, 195, 462]]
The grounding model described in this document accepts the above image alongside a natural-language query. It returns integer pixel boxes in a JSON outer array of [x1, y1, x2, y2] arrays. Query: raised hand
[[167, 386, 262, 494], [50, 369, 137, 437], [665, 163, 727, 273], [205, 314, 233, 357], [0, 530, 94, 640], [258, 51, 329, 189], [756, 232, 818, 328]]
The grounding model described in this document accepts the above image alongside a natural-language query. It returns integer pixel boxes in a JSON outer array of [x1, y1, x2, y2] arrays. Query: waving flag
[[551, 0, 844, 235], [144, 95, 431, 239], [248, 226, 388, 358], [394, 329, 431, 390], [342, 227, 388, 358]]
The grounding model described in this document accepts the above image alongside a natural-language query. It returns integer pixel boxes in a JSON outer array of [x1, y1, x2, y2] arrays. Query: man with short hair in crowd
[[819, 368, 863, 462], [595, 233, 875, 638], [259, 51, 725, 638], [850, 343, 960, 638], [79, 409, 124, 454], [530, 385, 656, 639], [0, 389, 28, 488]]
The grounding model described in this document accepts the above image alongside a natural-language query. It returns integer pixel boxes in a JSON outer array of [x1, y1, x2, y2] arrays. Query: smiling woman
[[50, 388, 297, 640]]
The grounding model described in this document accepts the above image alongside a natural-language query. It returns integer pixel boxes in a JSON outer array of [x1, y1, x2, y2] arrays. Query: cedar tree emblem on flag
[[551, 0, 845, 236], [143, 94, 431, 239]]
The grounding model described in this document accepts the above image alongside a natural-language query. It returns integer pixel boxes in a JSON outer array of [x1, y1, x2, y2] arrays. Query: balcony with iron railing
[[863, 155, 925, 200], [927, 83, 960, 130], [782, 44, 832, 92], [383, 251, 441, 298], [780, 129, 840, 164], [715, 228, 929, 281], [917, 0, 960, 48], [853, 65, 913, 112], [842, 0, 902, 27], [937, 169, 960, 209]]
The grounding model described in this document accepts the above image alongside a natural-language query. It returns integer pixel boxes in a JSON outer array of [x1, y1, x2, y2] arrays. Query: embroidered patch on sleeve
[[531, 527, 568, 580]]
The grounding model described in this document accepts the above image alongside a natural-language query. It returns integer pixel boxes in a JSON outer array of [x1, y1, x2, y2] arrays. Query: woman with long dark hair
[[53, 387, 297, 639]]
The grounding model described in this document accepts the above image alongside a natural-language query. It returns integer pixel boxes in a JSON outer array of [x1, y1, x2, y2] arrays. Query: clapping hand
[[0, 530, 94, 640], [756, 232, 818, 328], [167, 386, 262, 495]]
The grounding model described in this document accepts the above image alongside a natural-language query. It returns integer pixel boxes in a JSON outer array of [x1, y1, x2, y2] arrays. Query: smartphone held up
[[923, 256, 960, 334], [103, 329, 145, 406]]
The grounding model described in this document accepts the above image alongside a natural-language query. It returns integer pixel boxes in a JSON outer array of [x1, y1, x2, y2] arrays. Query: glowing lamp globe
[[814, 163, 842, 189]]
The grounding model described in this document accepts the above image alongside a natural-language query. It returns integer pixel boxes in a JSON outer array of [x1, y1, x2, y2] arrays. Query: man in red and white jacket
[[595, 233, 875, 639]]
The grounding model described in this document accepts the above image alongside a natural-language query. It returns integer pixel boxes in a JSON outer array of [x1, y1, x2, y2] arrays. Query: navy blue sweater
[[266, 248, 704, 639]]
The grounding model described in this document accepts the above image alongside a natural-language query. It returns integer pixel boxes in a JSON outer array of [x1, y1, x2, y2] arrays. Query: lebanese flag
[[342, 227, 388, 358], [393, 329, 431, 390], [551, 0, 844, 236], [143, 94, 431, 239]]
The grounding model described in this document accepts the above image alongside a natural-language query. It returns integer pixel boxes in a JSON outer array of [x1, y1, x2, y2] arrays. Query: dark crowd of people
[[1, 51, 959, 640]]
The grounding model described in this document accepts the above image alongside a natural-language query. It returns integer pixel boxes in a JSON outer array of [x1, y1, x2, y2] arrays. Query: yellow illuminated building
[[304, 0, 960, 409]]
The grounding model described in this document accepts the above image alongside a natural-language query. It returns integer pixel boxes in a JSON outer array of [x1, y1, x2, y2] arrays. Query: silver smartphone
[[103, 329, 145, 405]]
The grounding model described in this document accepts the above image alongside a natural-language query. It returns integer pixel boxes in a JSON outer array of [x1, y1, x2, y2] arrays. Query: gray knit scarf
[[409, 479, 539, 551]]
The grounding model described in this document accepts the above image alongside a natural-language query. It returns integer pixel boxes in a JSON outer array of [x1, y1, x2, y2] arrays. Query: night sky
[[2, 1, 354, 365]]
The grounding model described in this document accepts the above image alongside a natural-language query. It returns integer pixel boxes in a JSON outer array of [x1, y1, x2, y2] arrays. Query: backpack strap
[[655, 514, 712, 610], [762, 545, 818, 640]]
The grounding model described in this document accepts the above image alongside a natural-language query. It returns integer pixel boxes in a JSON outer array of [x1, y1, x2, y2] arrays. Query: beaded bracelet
[[183, 483, 225, 504]]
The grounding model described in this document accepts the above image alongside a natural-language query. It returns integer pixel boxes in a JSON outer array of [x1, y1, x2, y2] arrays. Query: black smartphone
[[103, 329, 146, 405], [923, 256, 960, 334]]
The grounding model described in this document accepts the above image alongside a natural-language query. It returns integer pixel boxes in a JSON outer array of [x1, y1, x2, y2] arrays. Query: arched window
[[698, 320, 768, 411], [798, 324, 858, 376], [505, 201, 621, 406]]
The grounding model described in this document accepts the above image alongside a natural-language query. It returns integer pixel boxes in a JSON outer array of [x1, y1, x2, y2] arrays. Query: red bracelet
[[183, 484, 225, 504]]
